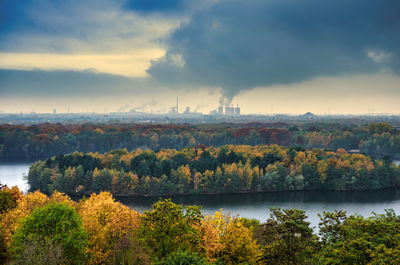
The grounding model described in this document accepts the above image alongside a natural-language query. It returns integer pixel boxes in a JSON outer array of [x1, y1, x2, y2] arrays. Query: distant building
[[234, 105, 240, 115], [225, 106, 235, 115], [184, 106, 190, 114], [213, 104, 240, 116], [168, 107, 178, 114], [301, 112, 316, 119], [168, 97, 179, 114]]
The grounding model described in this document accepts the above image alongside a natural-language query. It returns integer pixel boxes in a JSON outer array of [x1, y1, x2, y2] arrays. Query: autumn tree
[[10, 202, 87, 265], [0, 191, 74, 261], [78, 192, 141, 264], [0, 184, 22, 214], [25, 144, 400, 196], [1, 191, 50, 248], [196, 219, 222, 262], [138, 199, 203, 261], [218, 219, 261, 264], [204, 210, 261, 264]]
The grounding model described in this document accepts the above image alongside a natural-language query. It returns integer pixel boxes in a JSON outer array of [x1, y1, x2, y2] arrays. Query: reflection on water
[[118, 189, 400, 228], [119, 189, 400, 209]]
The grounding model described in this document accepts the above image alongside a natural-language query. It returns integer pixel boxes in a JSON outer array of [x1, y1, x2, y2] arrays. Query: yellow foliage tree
[[219, 219, 261, 264], [50, 191, 76, 208], [202, 210, 261, 264], [193, 172, 202, 191], [317, 160, 329, 183], [1, 191, 49, 247], [204, 210, 231, 236], [78, 192, 140, 264], [196, 220, 222, 263]]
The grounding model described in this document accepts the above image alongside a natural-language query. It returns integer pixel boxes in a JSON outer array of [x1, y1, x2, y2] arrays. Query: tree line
[[1, 185, 400, 264], [1, 122, 399, 162], [27, 144, 400, 197]]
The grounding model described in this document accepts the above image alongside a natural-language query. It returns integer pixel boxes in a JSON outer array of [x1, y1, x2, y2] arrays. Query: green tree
[[0, 190, 16, 214], [92, 168, 114, 192], [138, 199, 203, 261], [316, 209, 400, 264], [318, 210, 347, 245], [10, 202, 88, 265], [260, 208, 317, 265], [27, 161, 51, 194], [170, 165, 192, 194], [155, 250, 209, 265]]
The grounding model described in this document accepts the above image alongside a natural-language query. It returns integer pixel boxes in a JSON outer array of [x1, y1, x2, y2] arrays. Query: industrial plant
[[168, 96, 241, 116], [214, 104, 241, 116]]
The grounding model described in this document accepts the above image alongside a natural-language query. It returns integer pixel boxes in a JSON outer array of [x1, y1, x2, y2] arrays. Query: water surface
[[2, 163, 400, 228], [118, 189, 400, 228], [0, 163, 30, 192]]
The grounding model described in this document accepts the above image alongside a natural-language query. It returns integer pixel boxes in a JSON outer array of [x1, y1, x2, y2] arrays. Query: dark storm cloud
[[123, 0, 186, 13], [0, 0, 199, 43], [0, 0, 179, 52], [0, 0, 88, 38], [148, 0, 400, 105], [0, 0, 106, 51], [1, 0, 399, 107], [122, 0, 216, 15], [0, 0, 34, 36], [0, 69, 157, 98]]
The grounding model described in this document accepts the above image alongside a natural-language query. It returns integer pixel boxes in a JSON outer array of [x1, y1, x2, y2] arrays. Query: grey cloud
[[0, 69, 159, 98], [0, 0, 180, 53], [147, 0, 400, 105]]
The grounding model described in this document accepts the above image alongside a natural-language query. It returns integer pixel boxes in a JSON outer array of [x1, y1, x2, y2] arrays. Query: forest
[[1, 122, 399, 162], [1, 185, 400, 264], [27, 144, 400, 197]]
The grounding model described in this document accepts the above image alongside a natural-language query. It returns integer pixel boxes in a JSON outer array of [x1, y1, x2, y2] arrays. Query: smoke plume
[[147, 0, 400, 104]]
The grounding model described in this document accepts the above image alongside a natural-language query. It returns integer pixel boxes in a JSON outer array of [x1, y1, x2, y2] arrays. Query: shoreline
[[87, 186, 400, 200]]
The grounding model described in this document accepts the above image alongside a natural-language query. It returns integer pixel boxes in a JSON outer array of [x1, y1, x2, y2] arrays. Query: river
[[0, 163, 31, 192], [1, 163, 400, 228]]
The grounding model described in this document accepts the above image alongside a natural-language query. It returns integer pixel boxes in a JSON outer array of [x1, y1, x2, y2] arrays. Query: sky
[[0, 0, 399, 114]]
